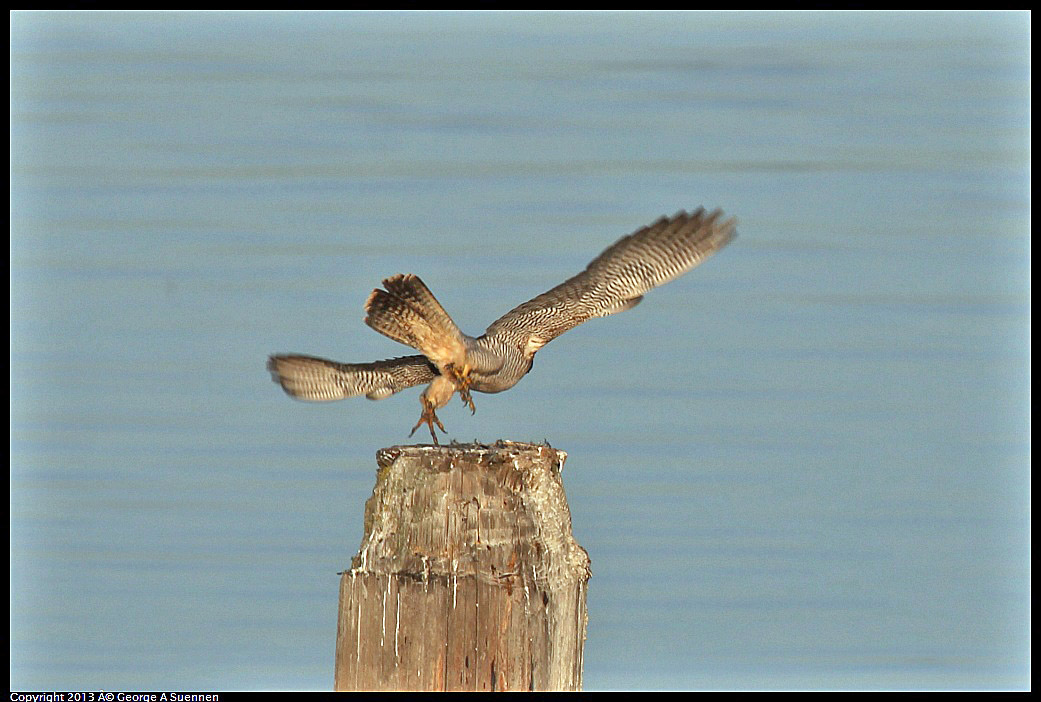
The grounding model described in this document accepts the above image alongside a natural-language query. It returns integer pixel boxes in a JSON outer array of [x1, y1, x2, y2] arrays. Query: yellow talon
[[446, 363, 476, 415], [410, 396, 446, 445]]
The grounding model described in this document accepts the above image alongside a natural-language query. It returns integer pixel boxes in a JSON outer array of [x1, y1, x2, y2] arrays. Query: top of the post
[[376, 439, 568, 472]]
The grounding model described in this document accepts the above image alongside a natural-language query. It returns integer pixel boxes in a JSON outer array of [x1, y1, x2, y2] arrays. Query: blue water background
[[10, 11, 1030, 691]]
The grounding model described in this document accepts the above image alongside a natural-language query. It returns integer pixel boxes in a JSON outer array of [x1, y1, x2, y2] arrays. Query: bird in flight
[[268, 208, 736, 444]]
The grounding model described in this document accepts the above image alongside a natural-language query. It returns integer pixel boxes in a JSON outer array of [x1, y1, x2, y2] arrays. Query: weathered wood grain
[[334, 441, 591, 691]]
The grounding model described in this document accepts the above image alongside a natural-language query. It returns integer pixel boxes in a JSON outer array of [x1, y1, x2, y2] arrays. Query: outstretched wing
[[267, 354, 437, 401], [483, 208, 736, 357]]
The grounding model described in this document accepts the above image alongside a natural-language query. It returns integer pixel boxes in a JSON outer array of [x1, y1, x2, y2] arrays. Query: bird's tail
[[364, 274, 467, 368]]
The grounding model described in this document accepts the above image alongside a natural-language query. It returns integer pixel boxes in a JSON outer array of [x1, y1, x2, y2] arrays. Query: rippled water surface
[[10, 11, 1029, 691]]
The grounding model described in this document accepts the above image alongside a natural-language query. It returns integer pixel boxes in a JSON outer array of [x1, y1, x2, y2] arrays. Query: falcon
[[268, 208, 736, 444]]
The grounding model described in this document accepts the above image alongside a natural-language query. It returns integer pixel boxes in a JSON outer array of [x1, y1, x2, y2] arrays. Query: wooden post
[[334, 441, 591, 691]]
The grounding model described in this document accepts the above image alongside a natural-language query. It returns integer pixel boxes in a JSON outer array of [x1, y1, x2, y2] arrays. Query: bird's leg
[[410, 394, 446, 446], [444, 362, 476, 415]]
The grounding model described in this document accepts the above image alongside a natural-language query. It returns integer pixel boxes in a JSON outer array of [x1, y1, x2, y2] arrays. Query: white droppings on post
[[381, 576, 389, 646], [355, 598, 362, 660], [452, 569, 458, 609]]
